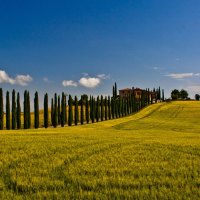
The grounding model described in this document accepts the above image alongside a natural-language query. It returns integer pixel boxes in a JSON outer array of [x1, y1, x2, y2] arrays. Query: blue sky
[[1, 0, 200, 100]]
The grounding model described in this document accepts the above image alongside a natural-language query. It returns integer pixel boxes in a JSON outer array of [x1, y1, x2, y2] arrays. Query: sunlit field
[[0, 101, 200, 199]]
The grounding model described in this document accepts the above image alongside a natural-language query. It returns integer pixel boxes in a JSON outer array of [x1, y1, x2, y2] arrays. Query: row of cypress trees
[[0, 85, 163, 130]]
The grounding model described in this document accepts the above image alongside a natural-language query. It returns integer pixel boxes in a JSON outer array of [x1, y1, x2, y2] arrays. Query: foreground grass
[[0, 101, 200, 199]]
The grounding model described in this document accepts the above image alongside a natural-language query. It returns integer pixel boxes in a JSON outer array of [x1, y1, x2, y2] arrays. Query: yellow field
[[0, 101, 200, 199]]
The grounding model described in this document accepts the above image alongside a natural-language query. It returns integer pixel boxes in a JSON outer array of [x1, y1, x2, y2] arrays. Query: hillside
[[0, 101, 200, 199]]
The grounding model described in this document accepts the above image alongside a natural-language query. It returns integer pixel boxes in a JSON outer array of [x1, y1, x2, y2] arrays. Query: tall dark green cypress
[[16, 92, 21, 129], [86, 96, 89, 124], [89, 96, 92, 121], [115, 82, 117, 99], [101, 95, 104, 121], [58, 95, 61, 125], [105, 96, 108, 120], [6, 91, 10, 130], [74, 96, 78, 125], [0, 88, 3, 130], [53, 93, 58, 128], [111, 97, 115, 119], [96, 96, 100, 122], [80, 95, 84, 125], [108, 96, 111, 120], [64, 95, 67, 124], [91, 97, 95, 123], [118, 96, 122, 117], [61, 92, 65, 127], [27, 92, 31, 129], [23, 90, 28, 129], [44, 93, 48, 128], [12, 89, 16, 129], [51, 98, 54, 126], [68, 95, 73, 126], [34, 91, 39, 129]]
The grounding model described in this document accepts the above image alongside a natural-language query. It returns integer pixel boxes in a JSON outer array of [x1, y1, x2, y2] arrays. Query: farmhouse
[[119, 87, 158, 102]]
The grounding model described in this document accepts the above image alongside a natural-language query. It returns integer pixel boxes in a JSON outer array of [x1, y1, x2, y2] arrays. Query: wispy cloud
[[43, 77, 49, 83], [62, 73, 110, 88], [165, 73, 200, 79], [62, 80, 78, 87], [0, 70, 33, 86]]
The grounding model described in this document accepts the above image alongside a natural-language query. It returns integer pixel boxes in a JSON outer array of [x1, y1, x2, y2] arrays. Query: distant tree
[[12, 90, 16, 130], [180, 89, 188, 100], [53, 93, 58, 128], [44, 93, 49, 128], [68, 95, 73, 126], [0, 88, 3, 130], [111, 97, 115, 119], [91, 97, 95, 123], [51, 98, 54, 126], [58, 95, 61, 125], [24, 90, 28, 129], [171, 89, 180, 100], [162, 89, 165, 101], [108, 96, 111, 120], [80, 95, 84, 125], [27, 92, 31, 128], [85, 96, 89, 124], [61, 92, 66, 127], [6, 91, 10, 130], [96, 96, 100, 122], [195, 94, 200, 101], [34, 91, 39, 129], [17, 92, 21, 129], [115, 82, 117, 98], [74, 96, 79, 125], [105, 96, 108, 120], [101, 95, 104, 121]]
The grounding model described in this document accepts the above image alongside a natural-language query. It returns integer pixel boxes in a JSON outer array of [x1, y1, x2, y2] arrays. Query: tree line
[[0, 84, 162, 130]]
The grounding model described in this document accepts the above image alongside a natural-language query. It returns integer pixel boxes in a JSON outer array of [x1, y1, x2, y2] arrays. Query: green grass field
[[0, 101, 200, 199]]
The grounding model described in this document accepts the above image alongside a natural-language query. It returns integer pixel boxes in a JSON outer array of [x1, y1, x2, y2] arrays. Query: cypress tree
[[51, 98, 54, 126], [162, 89, 165, 101], [16, 92, 21, 129], [23, 90, 28, 129], [96, 96, 100, 122], [27, 92, 31, 129], [58, 95, 61, 125], [68, 95, 73, 126], [12, 90, 16, 129], [108, 96, 111, 120], [105, 96, 108, 120], [6, 91, 10, 130], [115, 99, 118, 118], [111, 97, 115, 119], [118, 96, 122, 117], [80, 95, 84, 125], [0, 88, 3, 130], [34, 91, 39, 129], [91, 97, 95, 123], [121, 98, 124, 117], [115, 82, 117, 98], [112, 85, 115, 99], [53, 93, 58, 128], [86, 96, 89, 124], [101, 95, 104, 121], [44, 93, 48, 128], [64, 95, 67, 124], [74, 96, 78, 125], [61, 92, 65, 127]]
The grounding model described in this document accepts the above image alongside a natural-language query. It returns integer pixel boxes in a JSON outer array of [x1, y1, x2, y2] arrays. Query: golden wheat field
[[0, 101, 200, 199]]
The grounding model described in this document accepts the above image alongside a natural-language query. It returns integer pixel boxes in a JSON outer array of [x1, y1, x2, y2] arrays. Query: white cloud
[[15, 75, 33, 86], [165, 73, 195, 79], [79, 77, 101, 88], [0, 70, 33, 86], [0, 70, 15, 84], [97, 74, 110, 80], [62, 80, 78, 87]]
